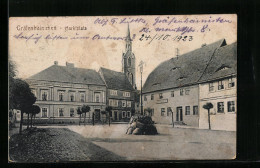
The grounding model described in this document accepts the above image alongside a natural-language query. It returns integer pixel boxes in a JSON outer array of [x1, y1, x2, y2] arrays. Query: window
[[122, 100, 126, 107], [110, 90, 117, 96], [151, 94, 154, 100], [109, 99, 113, 106], [185, 89, 190, 95], [70, 108, 74, 117], [113, 100, 118, 107], [218, 80, 224, 90], [171, 91, 174, 97], [127, 101, 131, 108], [228, 78, 235, 88], [180, 89, 184, 96], [185, 106, 190, 115], [127, 111, 131, 118], [161, 108, 165, 116], [70, 92, 75, 102], [144, 95, 147, 101], [42, 108, 48, 118], [193, 106, 198, 115], [59, 108, 64, 117], [159, 93, 163, 99], [128, 57, 131, 66], [80, 93, 85, 102], [123, 92, 130, 97], [95, 92, 101, 102], [59, 92, 64, 101], [167, 107, 172, 116], [122, 111, 126, 118], [151, 109, 154, 116], [41, 90, 48, 101], [217, 102, 224, 113], [228, 101, 235, 112], [209, 82, 214, 91]]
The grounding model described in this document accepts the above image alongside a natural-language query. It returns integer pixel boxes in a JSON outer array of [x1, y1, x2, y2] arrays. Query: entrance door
[[176, 107, 183, 121], [114, 111, 118, 121], [95, 109, 100, 121]]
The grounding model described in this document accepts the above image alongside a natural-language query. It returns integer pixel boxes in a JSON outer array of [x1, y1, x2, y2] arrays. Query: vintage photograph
[[9, 14, 237, 162]]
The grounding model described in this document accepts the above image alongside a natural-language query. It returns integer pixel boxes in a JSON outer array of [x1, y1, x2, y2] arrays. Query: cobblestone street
[[9, 124, 236, 162]]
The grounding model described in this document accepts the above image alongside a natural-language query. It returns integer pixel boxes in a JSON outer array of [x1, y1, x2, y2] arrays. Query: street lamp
[[139, 61, 144, 115]]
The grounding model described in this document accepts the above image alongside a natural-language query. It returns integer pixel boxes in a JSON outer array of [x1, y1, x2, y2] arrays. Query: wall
[[27, 80, 106, 121], [199, 77, 237, 131], [143, 85, 199, 127]]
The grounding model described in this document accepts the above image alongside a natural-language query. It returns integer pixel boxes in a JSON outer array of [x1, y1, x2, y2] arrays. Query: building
[[142, 39, 237, 131], [98, 24, 137, 122], [26, 62, 107, 124], [99, 68, 136, 121], [26, 25, 138, 124], [198, 42, 237, 131]]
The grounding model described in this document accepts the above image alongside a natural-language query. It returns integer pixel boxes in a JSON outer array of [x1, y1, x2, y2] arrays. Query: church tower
[[122, 24, 136, 88]]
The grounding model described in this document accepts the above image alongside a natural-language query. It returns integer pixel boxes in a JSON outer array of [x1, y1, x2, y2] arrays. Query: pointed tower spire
[[125, 23, 132, 52], [127, 23, 131, 40], [122, 24, 135, 88]]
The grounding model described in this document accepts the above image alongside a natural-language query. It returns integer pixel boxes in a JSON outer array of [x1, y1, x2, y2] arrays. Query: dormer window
[[152, 83, 160, 86], [178, 76, 186, 81], [171, 67, 180, 71], [215, 65, 231, 72]]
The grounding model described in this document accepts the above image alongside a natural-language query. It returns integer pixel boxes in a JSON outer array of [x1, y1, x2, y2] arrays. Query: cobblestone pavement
[[9, 128, 125, 162], [68, 124, 236, 160], [9, 124, 236, 161]]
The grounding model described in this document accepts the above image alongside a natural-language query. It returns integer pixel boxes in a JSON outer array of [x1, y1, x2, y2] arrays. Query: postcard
[[9, 14, 237, 162]]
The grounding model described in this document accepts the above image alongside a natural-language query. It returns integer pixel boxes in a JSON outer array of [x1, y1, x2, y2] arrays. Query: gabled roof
[[27, 65, 105, 85], [198, 42, 237, 82], [142, 39, 235, 93], [99, 67, 134, 91]]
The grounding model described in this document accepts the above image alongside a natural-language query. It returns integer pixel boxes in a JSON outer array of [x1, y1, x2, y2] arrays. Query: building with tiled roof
[[26, 25, 138, 124], [99, 68, 136, 121], [98, 25, 137, 122], [26, 62, 107, 124], [142, 39, 237, 131]]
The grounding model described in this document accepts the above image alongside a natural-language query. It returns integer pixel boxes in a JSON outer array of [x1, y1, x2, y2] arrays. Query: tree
[[30, 105, 40, 128], [144, 108, 153, 116], [9, 60, 17, 110], [105, 106, 112, 126], [203, 102, 214, 130], [77, 107, 82, 125], [81, 105, 90, 126], [10, 78, 36, 133]]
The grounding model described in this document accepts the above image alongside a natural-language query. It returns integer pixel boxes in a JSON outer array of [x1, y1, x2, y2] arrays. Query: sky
[[9, 15, 237, 89]]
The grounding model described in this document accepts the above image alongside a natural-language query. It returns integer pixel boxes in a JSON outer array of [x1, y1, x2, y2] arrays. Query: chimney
[[54, 61, 58, 65], [66, 62, 74, 68]]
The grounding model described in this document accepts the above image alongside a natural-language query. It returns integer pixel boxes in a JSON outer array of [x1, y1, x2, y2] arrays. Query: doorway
[[114, 111, 118, 121], [176, 107, 183, 121], [94, 109, 101, 121]]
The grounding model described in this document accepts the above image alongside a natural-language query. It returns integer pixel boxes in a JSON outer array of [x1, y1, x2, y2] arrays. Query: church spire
[[122, 24, 135, 88], [125, 23, 132, 52]]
